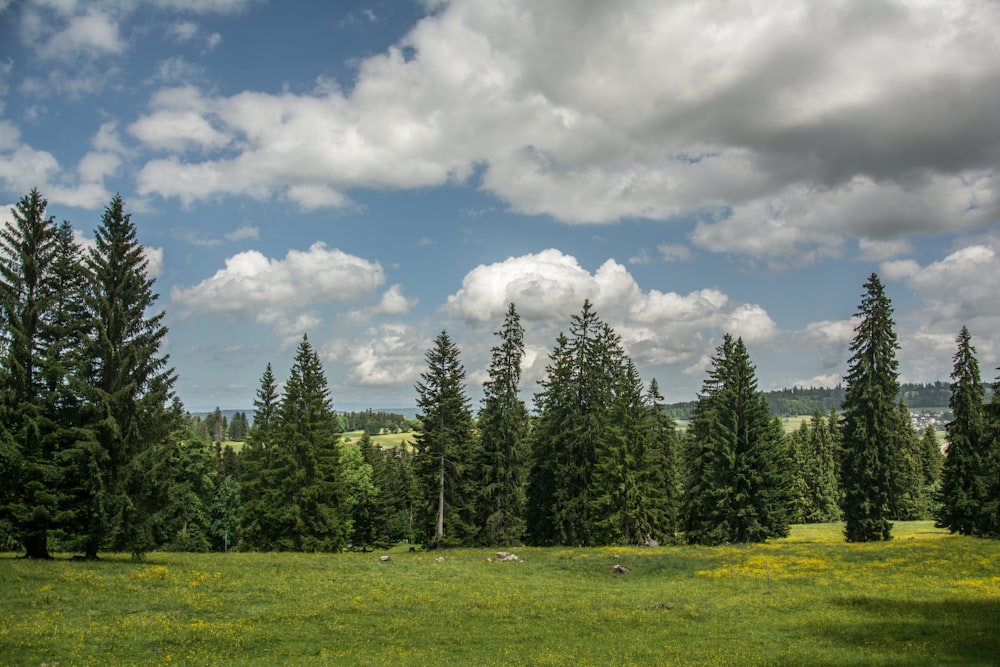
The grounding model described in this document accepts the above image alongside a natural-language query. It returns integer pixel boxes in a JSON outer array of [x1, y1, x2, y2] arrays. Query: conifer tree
[[0, 189, 63, 558], [526, 302, 623, 546], [413, 331, 477, 547], [840, 274, 902, 542], [475, 303, 530, 546], [797, 409, 841, 523], [891, 399, 927, 520], [239, 363, 281, 550], [643, 379, 681, 540], [270, 335, 347, 551], [681, 335, 793, 544], [592, 358, 661, 544], [938, 327, 989, 535], [80, 194, 175, 558]]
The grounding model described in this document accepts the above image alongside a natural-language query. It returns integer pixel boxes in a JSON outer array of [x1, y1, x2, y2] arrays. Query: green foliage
[[938, 327, 991, 535], [527, 302, 622, 546], [840, 274, 902, 542], [681, 335, 794, 545], [792, 410, 841, 523], [413, 331, 477, 547], [475, 303, 530, 546]]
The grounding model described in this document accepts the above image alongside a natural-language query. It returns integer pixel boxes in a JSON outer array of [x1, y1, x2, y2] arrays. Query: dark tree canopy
[[840, 274, 902, 542], [413, 331, 477, 547], [938, 327, 990, 535], [681, 334, 793, 545]]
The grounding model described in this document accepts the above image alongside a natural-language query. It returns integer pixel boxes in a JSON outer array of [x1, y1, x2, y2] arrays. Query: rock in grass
[[611, 564, 631, 575]]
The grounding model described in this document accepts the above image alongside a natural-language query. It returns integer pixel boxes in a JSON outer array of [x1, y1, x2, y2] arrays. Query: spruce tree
[[592, 358, 664, 545], [0, 189, 63, 558], [271, 335, 347, 551], [643, 379, 681, 541], [238, 363, 281, 550], [891, 399, 926, 520], [797, 409, 841, 523], [681, 335, 793, 544], [475, 303, 530, 546], [413, 331, 477, 547], [840, 274, 902, 542], [526, 302, 622, 546], [938, 327, 989, 535]]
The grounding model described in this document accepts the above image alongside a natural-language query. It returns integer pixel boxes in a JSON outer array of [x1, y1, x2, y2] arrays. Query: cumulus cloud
[[444, 249, 778, 373], [170, 242, 386, 327], [120, 0, 999, 264], [36, 10, 124, 61]]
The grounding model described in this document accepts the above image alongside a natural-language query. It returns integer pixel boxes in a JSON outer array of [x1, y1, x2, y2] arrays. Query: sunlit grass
[[2, 522, 998, 665]]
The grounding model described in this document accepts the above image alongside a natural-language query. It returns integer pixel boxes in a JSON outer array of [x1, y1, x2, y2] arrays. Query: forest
[[2, 189, 1000, 558]]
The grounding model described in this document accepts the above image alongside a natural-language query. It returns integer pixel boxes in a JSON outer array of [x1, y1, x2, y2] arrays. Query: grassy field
[[341, 430, 416, 449], [2, 522, 998, 666]]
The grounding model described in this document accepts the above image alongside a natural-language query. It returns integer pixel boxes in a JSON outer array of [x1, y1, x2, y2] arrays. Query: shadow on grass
[[820, 596, 1000, 663]]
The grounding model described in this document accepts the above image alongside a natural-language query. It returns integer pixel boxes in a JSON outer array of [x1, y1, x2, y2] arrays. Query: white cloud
[[37, 10, 123, 61], [170, 242, 386, 329], [444, 249, 778, 374], [658, 243, 692, 263], [121, 0, 1000, 260], [880, 259, 921, 281], [224, 225, 259, 242], [376, 284, 416, 315], [168, 21, 199, 42], [335, 323, 427, 387]]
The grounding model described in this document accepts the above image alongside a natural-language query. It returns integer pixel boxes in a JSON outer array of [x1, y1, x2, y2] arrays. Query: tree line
[[3, 189, 999, 557]]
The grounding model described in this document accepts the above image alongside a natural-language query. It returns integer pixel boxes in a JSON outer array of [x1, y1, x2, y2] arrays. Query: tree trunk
[[85, 539, 100, 560], [436, 455, 445, 545], [22, 531, 52, 559]]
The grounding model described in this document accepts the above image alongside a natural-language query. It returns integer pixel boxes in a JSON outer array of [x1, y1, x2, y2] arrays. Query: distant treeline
[[338, 409, 414, 433], [665, 381, 981, 419]]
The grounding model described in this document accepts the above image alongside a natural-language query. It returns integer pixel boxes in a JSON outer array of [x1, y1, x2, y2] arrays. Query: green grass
[[2, 522, 998, 666], [342, 430, 416, 449]]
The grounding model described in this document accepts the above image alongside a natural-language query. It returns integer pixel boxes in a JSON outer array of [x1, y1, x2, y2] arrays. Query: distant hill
[[664, 381, 984, 420]]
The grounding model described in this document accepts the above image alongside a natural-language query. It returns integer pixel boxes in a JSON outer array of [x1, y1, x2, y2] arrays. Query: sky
[[1, 0, 999, 413]]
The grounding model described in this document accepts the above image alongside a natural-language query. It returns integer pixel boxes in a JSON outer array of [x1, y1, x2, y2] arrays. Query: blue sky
[[2, 0, 999, 412]]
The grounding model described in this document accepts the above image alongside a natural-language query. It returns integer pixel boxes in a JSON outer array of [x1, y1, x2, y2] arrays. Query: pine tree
[[920, 424, 943, 520], [938, 327, 989, 535], [475, 303, 530, 546], [238, 363, 281, 550], [0, 189, 63, 558], [840, 274, 902, 542], [591, 358, 663, 544], [270, 335, 347, 551], [526, 302, 622, 546], [681, 335, 793, 544], [986, 370, 1000, 534], [643, 379, 681, 541], [891, 399, 927, 520], [413, 331, 477, 547], [797, 409, 841, 523], [78, 194, 176, 558]]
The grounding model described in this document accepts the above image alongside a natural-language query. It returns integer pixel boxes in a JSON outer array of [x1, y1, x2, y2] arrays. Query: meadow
[[1, 522, 998, 666]]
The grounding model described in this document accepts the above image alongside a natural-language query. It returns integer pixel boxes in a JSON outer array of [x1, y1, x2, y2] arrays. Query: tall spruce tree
[[591, 358, 669, 545], [840, 273, 902, 542], [643, 378, 681, 541], [81, 194, 175, 558], [681, 334, 793, 545], [475, 303, 530, 546], [270, 335, 347, 551], [938, 327, 989, 535], [413, 331, 477, 547], [0, 189, 64, 558], [238, 363, 281, 550], [526, 302, 623, 546]]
